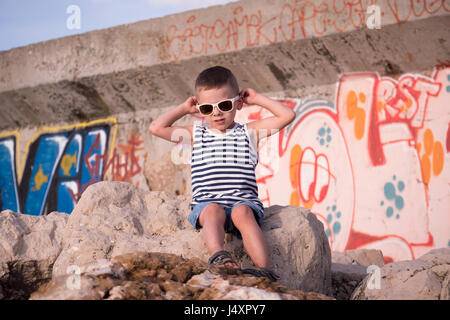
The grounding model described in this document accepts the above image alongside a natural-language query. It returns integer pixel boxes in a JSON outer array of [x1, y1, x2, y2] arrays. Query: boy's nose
[[212, 106, 222, 116]]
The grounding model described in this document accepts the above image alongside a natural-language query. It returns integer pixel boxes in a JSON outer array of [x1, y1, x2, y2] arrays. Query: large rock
[[330, 249, 384, 299], [351, 248, 450, 300], [52, 181, 332, 294], [0, 210, 69, 299], [31, 251, 333, 300]]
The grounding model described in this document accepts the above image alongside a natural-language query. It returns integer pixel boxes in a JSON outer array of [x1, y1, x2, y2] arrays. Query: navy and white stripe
[[190, 122, 264, 213]]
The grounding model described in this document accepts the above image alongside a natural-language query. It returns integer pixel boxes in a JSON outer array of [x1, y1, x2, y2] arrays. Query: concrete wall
[[1, 0, 449, 262]]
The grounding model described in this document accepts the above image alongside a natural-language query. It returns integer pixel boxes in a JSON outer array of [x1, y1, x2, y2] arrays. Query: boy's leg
[[230, 204, 269, 268], [198, 203, 227, 255]]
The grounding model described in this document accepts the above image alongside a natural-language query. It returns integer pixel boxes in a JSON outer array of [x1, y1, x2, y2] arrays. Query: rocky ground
[[29, 251, 332, 300], [0, 181, 449, 300]]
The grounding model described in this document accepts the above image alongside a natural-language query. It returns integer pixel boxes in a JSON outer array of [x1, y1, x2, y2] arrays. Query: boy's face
[[196, 84, 242, 133]]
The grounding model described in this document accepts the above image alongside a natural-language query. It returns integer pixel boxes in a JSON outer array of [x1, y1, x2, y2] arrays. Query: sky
[[0, 0, 238, 51]]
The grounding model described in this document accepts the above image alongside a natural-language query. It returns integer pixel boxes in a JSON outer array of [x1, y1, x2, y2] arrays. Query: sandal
[[208, 250, 240, 269], [241, 267, 280, 282]]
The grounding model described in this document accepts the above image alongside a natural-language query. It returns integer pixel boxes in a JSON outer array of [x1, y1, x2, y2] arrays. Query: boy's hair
[[195, 66, 239, 95]]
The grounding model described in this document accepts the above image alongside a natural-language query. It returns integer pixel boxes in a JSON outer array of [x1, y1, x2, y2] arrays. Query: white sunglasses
[[196, 96, 240, 116]]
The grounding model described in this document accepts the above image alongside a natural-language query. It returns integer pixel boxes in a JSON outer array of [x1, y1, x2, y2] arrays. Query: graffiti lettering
[[235, 66, 449, 262], [160, 0, 450, 62], [0, 119, 116, 215]]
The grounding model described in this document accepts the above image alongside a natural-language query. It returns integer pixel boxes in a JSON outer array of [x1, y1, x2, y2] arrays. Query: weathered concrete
[[0, 0, 449, 130]]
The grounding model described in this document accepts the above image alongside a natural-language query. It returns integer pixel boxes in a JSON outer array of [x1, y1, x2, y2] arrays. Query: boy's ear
[[236, 94, 244, 110], [236, 99, 243, 110]]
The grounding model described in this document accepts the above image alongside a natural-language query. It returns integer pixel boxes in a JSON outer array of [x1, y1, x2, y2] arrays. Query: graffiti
[[159, 0, 450, 62], [387, 0, 450, 22], [0, 117, 151, 215], [103, 130, 148, 187], [0, 119, 117, 215], [235, 66, 449, 262]]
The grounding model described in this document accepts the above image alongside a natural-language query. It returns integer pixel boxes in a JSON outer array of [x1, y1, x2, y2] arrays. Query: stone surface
[[144, 150, 191, 196], [31, 251, 334, 300], [332, 249, 384, 267], [2, 180, 448, 300], [330, 263, 368, 300], [351, 248, 450, 300], [329, 249, 384, 300], [51, 181, 332, 294], [0, 210, 69, 299]]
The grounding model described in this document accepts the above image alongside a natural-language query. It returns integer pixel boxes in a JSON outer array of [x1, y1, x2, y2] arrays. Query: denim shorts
[[188, 201, 264, 240]]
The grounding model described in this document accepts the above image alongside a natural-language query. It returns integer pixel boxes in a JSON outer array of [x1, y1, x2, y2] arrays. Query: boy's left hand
[[239, 88, 259, 105]]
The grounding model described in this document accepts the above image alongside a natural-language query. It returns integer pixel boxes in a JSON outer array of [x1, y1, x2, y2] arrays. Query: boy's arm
[[242, 88, 296, 145], [149, 96, 198, 146]]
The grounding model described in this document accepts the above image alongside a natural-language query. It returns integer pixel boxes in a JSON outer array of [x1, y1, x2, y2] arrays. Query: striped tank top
[[190, 122, 264, 214]]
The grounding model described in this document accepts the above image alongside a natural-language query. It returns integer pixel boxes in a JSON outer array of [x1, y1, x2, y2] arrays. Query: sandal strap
[[208, 250, 235, 266], [241, 267, 280, 282], [259, 267, 280, 281]]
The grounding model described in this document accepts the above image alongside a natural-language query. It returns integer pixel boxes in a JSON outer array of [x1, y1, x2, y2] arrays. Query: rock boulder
[[51, 181, 332, 294], [351, 248, 450, 300], [31, 251, 334, 300], [330, 249, 384, 299], [0, 210, 68, 299]]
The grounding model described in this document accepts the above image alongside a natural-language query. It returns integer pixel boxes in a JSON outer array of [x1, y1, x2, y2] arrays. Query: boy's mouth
[[214, 119, 225, 124]]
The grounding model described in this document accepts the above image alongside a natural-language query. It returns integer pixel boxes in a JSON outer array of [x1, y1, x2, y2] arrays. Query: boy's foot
[[208, 250, 240, 269], [241, 267, 280, 282]]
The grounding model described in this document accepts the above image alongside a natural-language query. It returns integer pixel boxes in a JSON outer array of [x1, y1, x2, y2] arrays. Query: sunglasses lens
[[218, 100, 233, 112], [199, 104, 213, 115]]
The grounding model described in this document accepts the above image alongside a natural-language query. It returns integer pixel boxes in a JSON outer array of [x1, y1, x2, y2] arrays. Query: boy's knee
[[199, 203, 226, 225], [231, 205, 256, 226]]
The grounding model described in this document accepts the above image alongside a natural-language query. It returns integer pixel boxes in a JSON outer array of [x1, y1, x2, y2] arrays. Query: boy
[[149, 66, 295, 281]]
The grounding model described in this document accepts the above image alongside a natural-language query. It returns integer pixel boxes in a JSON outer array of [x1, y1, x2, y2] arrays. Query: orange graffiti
[[419, 128, 445, 185], [290, 190, 300, 206], [346, 90, 366, 140], [238, 66, 448, 262], [302, 197, 316, 210], [289, 144, 302, 190], [290, 144, 312, 207], [424, 128, 433, 155], [387, 0, 450, 23], [421, 153, 431, 185], [104, 130, 148, 184], [432, 142, 444, 175], [160, 1, 450, 62]]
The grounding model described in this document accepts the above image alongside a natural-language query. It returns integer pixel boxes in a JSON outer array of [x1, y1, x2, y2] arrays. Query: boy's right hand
[[182, 96, 199, 115]]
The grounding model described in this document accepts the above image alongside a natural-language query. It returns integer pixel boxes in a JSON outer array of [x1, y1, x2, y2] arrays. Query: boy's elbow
[[149, 122, 159, 135], [286, 110, 296, 124]]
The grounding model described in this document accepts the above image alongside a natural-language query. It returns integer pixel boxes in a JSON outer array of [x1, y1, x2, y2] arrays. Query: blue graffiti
[[0, 124, 111, 215], [0, 135, 20, 212]]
